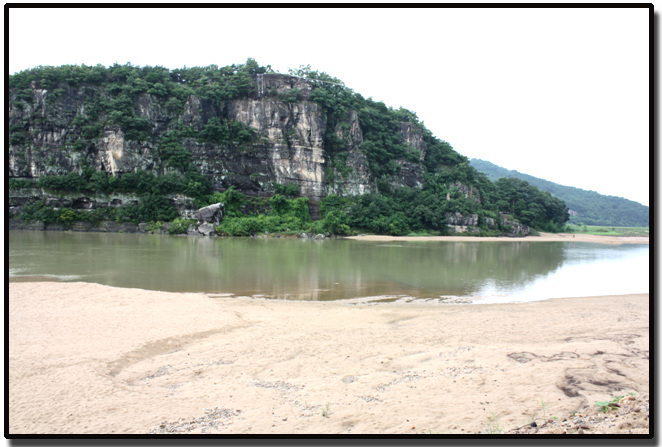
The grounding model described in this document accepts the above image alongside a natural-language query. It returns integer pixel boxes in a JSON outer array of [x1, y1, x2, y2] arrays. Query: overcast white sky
[[8, 6, 651, 206]]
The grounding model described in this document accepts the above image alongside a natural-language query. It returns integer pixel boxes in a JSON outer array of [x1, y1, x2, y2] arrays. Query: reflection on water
[[8, 231, 649, 303], [470, 242, 649, 303]]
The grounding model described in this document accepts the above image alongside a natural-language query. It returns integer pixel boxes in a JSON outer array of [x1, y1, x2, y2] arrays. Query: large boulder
[[197, 223, 216, 236], [196, 202, 224, 226]]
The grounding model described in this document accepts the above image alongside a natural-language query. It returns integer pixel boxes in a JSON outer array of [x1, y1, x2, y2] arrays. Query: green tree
[[159, 141, 191, 171]]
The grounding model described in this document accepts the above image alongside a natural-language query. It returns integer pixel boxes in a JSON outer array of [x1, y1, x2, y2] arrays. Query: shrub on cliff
[[159, 141, 191, 171], [19, 201, 60, 224], [39, 171, 89, 192], [274, 182, 299, 197]]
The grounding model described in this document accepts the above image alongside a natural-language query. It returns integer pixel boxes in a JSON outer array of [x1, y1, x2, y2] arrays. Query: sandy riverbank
[[346, 232, 649, 245], [8, 281, 649, 435]]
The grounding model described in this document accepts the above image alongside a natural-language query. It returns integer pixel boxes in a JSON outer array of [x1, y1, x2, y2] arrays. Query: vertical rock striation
[[7, 73, 423, 201]]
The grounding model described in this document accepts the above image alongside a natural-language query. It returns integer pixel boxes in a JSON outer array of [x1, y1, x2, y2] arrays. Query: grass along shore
[[564, 224, 649, 237]]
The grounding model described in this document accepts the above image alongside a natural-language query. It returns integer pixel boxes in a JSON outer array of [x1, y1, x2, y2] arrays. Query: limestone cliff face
[[8, 82, 158, 178], [325, 111, 373, 196], [11, 74, 542, 238], [8, 74, 385, 201], [217, 93, 327, 198]]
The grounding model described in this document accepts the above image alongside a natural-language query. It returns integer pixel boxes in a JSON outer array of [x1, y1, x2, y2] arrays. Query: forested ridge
[[469, 159, 649, 227], [9, 59, 569, 236]]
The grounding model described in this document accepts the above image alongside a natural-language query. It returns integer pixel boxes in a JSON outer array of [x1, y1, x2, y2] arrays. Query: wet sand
[[8, 281, 649, 435]]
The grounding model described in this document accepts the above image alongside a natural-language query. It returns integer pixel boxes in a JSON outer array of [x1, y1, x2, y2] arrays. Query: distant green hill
[[469, 159, 649, 227]]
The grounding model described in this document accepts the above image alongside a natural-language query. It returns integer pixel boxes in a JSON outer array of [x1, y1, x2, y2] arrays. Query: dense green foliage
[[273, 182, 300, 197], [33, 167, 212, 199], [16, 196, 177, 226], [214, 189, 317, 236], [10, 58, 271, 101], [10, 168, 208, 227], [492, 178, 569, 232], [470, 159, 649, 227], [9, 60, 571, 234]]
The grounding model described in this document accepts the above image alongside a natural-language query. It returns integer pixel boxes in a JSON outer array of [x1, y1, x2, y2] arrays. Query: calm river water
[[8, 231, 649, 304]]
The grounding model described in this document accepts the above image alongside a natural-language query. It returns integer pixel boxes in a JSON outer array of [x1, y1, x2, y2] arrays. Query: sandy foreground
[[8, 279, 649, 435]]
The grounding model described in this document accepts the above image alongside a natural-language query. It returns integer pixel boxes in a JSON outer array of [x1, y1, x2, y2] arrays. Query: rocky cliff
[[9, 63, 549, 236], [8, 73, 395, 201]]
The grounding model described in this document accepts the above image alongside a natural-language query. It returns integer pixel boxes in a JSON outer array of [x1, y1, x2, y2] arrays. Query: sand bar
[[346, 232, 649, 245], [8, 281, 649, 435]]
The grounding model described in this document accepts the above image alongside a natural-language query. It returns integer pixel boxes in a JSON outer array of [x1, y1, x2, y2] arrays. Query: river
[[8, 231, 649, 304]]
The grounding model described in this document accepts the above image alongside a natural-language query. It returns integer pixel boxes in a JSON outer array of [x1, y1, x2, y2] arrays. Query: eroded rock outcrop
[[445, 212, 480, 234], [499, 214, 531, 236], [8, 74, 409, 201]]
